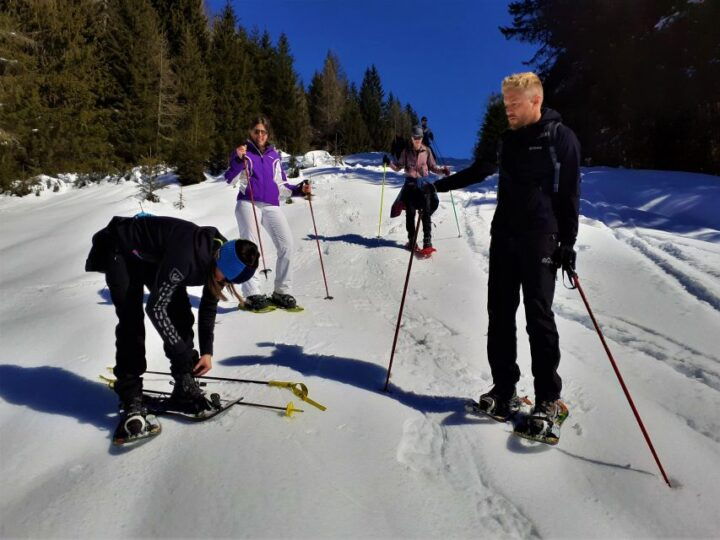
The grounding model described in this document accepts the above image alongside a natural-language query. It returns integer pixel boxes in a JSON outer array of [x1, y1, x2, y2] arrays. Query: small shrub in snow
[[136, 158, 166, 203]]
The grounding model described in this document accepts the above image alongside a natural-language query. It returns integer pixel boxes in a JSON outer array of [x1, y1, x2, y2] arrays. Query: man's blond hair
[[502, 72, 544, 98]]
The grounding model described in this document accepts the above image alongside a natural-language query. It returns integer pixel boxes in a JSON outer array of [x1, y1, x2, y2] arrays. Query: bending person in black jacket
[[86, 215, 259, 434], [434, 72, 581, 433]]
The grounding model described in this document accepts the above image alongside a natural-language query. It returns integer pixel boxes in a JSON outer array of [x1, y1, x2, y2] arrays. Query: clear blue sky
[[206, 0, 538, 158]]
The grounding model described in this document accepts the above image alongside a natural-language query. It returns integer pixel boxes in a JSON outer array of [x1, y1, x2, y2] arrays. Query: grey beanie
[[411, 125, 423, 139]]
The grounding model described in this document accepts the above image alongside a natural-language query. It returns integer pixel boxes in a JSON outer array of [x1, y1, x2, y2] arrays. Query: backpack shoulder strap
[[546, 121, 562, 193]]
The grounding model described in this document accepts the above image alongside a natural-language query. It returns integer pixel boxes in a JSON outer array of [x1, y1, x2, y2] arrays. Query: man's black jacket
[[434, 108, 581, 245]]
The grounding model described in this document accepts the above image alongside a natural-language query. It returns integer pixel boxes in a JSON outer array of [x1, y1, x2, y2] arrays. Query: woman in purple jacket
[[224, 116, 310, 311]]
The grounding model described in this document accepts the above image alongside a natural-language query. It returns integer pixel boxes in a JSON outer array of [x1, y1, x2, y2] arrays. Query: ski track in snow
[[613, 228, 720, 312]]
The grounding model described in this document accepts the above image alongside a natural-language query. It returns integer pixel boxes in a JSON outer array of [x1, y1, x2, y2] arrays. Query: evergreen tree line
[[0, 0, 419, 193], [473, 0, 719, 174]]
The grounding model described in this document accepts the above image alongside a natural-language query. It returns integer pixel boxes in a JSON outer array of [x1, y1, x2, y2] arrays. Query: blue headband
[[217, 241, 256, 284]]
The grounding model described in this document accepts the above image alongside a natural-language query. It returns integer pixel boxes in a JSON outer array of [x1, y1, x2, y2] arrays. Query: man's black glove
[[382, 155, 391, 166], [554, 244, 577, 275]]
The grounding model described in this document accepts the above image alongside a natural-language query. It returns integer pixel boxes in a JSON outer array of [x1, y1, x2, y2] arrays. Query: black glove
[[554, 244, 577, 275], [382, 155, 391, 166]]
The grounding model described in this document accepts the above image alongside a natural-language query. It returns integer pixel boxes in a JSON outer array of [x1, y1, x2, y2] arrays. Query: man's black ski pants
[[486, 232, 562, 402]]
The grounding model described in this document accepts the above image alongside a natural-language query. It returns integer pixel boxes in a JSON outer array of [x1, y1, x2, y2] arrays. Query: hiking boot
[[517, 399, 569, 443], [121, 395, 148, 436], [271, 291, 297, 309], [244, 294, 271, 312], [530, 399, 568, 427], [170, 373, 215, 414], [477, 388, 520, 421]]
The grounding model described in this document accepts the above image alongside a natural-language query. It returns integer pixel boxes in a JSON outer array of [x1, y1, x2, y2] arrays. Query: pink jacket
[[391, 145, 443, 179]]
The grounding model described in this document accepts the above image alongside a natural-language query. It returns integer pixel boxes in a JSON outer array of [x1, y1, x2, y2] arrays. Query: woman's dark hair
[[207, 239, 260, 302], [235, 239, 260, 269], [248, 116, 273, 143]]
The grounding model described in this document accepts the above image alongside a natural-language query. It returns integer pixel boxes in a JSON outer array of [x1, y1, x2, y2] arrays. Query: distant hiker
[[420, 116, 434, 149], [86, 215, 259, 437], [224, 116, 312, 312], [433, 72, 581, 441], [383, 125, 450, 256]]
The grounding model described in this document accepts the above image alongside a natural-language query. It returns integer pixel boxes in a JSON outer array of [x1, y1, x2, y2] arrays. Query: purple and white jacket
[[224, 141, 303, 205]]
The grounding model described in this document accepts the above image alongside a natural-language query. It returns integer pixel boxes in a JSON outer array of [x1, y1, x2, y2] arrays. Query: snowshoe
[[112, 397, 161, 446], [513, 399, 569, 445], [465, 390, 532, 422], [270, 292, 304, 312], [239, 294, 276, 313], [143, 393, 243, 422], [160, 373, 223, 419]]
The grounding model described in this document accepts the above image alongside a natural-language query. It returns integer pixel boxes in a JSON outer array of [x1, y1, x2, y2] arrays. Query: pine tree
[[338, 83, 370, 154], [473, 93, 507, 163], [359, 65, 385, 149], [172, 27, 214, 185], [207, 2, 258, 173], [284, 82, 312, 155], [0, 8, 41, 189], [105, 0, 175, 165], [150, 0, 209, 59], [268, 34, 310, 154], [10, 0, 114, 176], [383, 93, 407, 149], [502, 0, 719, 173], [308, 51, 347, 149], [404, 103, 419, 127]]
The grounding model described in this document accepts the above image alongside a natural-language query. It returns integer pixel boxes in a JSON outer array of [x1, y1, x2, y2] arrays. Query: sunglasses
[[253, 129, 268, 135], [412, 136, 423, 141]]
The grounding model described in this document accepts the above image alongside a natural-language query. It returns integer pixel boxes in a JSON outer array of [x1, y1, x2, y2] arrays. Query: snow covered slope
[[1, 156, 719, 538]]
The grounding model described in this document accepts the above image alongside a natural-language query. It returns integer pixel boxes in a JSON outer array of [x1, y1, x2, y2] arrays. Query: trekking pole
[[572, 273, 672, 488], [306, 181, 333, 300], [244, 159, 271, 278], [140, 388, 303, 416], [141, 370, 327, 411], [377, 163, 387, 237], [384, 212, 422, 392], [431, 141, 462, 238]]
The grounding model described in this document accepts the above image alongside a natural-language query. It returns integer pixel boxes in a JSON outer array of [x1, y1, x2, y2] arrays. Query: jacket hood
[[539, 108, 563, 125]]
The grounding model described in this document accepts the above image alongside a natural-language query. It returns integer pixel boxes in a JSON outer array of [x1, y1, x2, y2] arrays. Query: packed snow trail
[[1, 155, 719, 538]]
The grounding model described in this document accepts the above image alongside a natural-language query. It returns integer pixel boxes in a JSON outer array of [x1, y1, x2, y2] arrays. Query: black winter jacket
[[434, 108, 581, 245], [88, 215, 224, 361]]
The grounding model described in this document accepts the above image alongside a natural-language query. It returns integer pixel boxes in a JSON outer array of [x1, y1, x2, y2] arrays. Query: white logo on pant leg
[[169, 268, 184, 284], [541, 257, 554, 265]]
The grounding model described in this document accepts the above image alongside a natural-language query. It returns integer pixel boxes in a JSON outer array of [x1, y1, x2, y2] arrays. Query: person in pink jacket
[[384, 125, 449, 256]]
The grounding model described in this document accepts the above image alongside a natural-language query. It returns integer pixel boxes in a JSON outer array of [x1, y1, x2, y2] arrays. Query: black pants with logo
[[104, 250, 194, 405], [486, 232, 561, 402]]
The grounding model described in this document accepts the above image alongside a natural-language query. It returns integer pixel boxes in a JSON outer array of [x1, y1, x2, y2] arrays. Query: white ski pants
[[234, 199, 293, 298]]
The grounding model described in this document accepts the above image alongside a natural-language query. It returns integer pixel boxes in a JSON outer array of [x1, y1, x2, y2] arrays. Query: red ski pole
[[306, 184, 333, 300], [244, 159, 270, 278], [573, 273, 672, 487], [384, 212, 422, 392]]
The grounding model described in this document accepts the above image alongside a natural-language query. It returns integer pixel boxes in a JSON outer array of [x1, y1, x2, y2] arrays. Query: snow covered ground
[[1, 154, 719, 538]]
